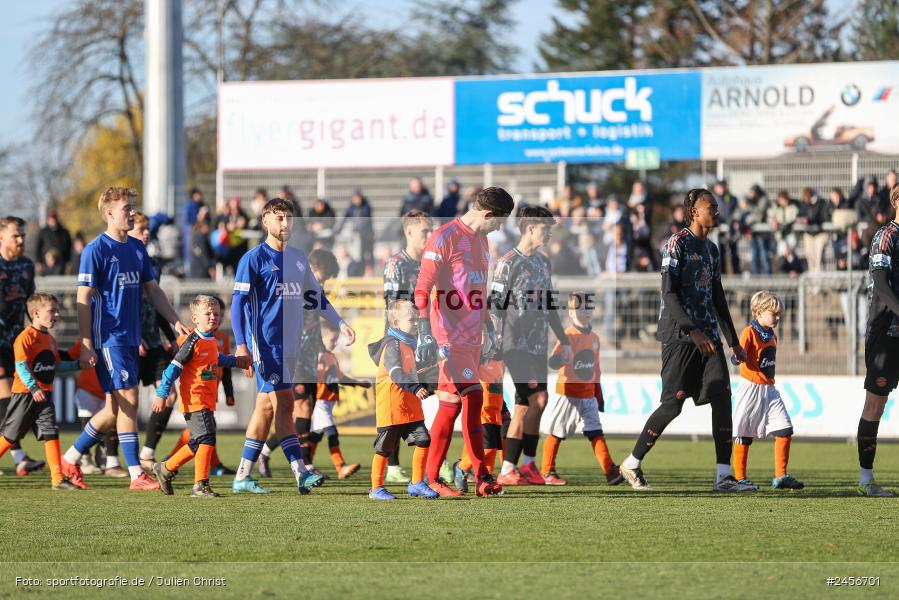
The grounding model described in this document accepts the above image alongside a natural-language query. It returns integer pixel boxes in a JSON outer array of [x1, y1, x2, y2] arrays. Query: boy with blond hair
[[152, 295, 250, 497], [732, 290, 804, 490], [159, 296, 238, 476], [542, 291, 623, 486], [0, 293, 80, 489], [367, 299, 438, 500]]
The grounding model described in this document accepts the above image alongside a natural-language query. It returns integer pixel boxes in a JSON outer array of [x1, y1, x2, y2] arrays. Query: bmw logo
[[463, 368, 474, 379], [841, 84, 861, 106]]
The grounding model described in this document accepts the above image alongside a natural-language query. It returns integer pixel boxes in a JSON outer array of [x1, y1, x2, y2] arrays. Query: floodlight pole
[[144, 0, 186, 218], [215, 0, 225, 213]]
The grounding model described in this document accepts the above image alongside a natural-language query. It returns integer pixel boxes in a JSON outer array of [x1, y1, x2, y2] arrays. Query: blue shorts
[[254, 354, 293, 393], [96, 346, 140, 393]]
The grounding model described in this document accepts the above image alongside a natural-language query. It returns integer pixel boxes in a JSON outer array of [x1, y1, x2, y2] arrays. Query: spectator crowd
[[23, 169, 898, 282]]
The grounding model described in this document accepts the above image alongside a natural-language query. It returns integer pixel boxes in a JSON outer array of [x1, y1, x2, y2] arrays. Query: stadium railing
[[36, 270, 866, 378]]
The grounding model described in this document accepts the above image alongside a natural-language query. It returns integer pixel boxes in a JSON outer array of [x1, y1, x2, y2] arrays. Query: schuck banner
[[218, 79, 454, 169], [454, 71, 702, 164], [702, 61, 899, 158]]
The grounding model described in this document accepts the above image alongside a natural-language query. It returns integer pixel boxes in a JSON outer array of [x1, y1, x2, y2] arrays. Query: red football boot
[[475, 474, 503, 497], [428, 478, 463, 497], [61, 459, 89, 490], [542, 470, 567, 486], [129, 472, 161, 491], [496, 468, 528, 486], [519, 462, 545, 485]]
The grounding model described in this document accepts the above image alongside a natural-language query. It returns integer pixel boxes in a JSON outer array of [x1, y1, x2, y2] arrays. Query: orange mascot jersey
[[372, 337, 425, 427], [553, 324, 602, 399], [68, 340, 105, 398], [739, 324, 776, 385], [316, 351, 345, 402], [12, 327, 61, 393], [173, 331, 221, 413]]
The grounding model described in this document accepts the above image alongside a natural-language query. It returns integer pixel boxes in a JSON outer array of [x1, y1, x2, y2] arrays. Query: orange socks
[[45, 439, 63, 485], [591, 436, 614, 475], [484, 448, 497, 474], [459, 446, 472, 472], [195, 444, 213, 482], [329, 445, 345, 469], [774, 436, 791, 477], [542, 435, 562, 475], [412, 446, 428, 483], [211, 446, 222, 468], [733, 442, 750, 481], [0, 436, 12, 459], [371, 454, 388, 488], [165, 444, 195, 473]]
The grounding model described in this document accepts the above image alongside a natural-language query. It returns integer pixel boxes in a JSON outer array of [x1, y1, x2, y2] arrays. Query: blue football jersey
[[78, 233, 156, 347], [233, 242, 342, 361]]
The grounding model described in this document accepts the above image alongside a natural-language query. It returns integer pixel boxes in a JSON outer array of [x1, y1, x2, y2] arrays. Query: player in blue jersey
[[230, 197, 355, 495], [60, 187, 189, 490]]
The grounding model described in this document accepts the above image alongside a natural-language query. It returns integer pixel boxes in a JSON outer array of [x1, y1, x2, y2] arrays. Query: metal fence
[[563, 271, 867, 377], [718, 151, 899, 200], [37, 268, 867, 381]]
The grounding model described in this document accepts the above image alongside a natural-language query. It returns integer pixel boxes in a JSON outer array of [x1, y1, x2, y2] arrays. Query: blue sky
[[0, 0, 561, 145]]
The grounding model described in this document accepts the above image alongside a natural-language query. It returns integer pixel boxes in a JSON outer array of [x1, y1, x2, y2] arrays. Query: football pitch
[[2, 433, 898, 599]]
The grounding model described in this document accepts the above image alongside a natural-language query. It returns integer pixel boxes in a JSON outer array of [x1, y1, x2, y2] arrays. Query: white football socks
[[63, 447, 83, 465], [860, 468, 874, 486], [621, 454, 641, 470], [716, 463, 732, 482], [235, 458, 254, 481]]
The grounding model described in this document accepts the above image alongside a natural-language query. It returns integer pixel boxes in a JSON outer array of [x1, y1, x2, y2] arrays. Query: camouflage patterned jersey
[[0, 255, 35, 349], [656, 228, 722, 344], [383, 249, 420, 306], [867, 220, 899, 337], [140, 258, 176, 349], [490, 248, 558, 356]]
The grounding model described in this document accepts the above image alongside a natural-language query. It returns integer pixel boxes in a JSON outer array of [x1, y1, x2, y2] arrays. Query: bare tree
[[687, 0, 845, 65], [29, 0, 145, 180]]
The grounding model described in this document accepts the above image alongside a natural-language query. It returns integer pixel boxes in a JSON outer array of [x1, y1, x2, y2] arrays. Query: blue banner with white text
[[454, 71, 702, 164]]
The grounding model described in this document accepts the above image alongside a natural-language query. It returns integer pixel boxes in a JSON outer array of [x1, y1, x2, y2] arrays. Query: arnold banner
[[702, 61, 899, 158]]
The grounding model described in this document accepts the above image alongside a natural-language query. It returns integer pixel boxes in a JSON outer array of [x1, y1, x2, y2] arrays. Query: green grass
[[2, 433, 899, 599]]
